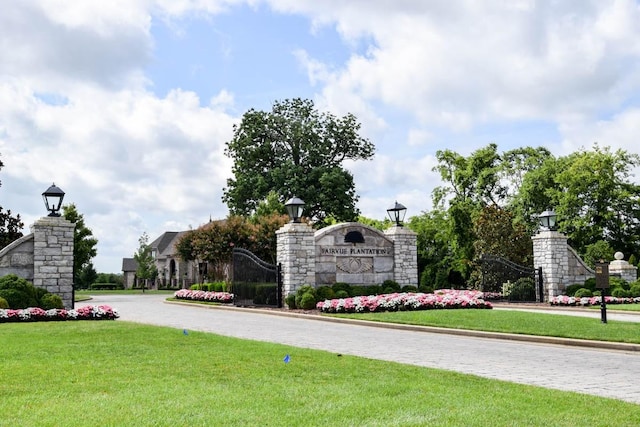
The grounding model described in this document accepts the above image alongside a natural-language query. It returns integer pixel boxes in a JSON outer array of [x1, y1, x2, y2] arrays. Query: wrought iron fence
[[231, 248, 282, 307], [478, 254, 544, 302]]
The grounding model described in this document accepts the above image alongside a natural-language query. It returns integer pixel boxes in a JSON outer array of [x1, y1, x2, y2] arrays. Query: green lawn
[[590, 303, 640, 312], [327, 308, 640, 344], [1, 321, 639, 426]]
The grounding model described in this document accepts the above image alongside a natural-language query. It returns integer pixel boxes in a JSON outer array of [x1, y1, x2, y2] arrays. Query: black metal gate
[[231, 248, 282, 307], [478, 254, 544, 302]]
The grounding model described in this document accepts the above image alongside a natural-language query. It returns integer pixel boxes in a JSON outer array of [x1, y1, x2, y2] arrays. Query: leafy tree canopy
[[223, 98, 375, 225], [134, 232, 158, 285], [62, 204, 98, 289], [0, 155, 24, 248]]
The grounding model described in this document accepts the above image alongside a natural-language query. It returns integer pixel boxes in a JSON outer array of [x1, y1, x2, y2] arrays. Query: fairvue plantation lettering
[[320, 246, 392, 256]]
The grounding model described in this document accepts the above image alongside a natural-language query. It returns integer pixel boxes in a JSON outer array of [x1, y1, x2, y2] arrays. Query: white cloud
[[288, 0, 640, 130]]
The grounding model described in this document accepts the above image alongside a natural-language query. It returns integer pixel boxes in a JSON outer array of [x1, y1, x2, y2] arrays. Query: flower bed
[[316, 289, 493, 314], [550, 295, 640, 307], [0, 305, 119, 323], [174, 289, 234, 304]]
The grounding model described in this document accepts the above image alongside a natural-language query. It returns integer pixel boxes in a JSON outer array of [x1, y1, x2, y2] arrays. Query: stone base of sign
[[277, 221, 418, 304]]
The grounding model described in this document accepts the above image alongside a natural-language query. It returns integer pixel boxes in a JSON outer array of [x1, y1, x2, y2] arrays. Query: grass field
[[328, 308, 640, 344], [2, 321, 639, 426]]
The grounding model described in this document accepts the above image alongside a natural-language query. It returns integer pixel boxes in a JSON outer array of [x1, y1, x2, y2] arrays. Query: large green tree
[[62, 204, 98, 289], [512, 144, 640, 257], [0, 156, 24, 248], [133, 232, 157, 290], [223, 98, 375, 225]]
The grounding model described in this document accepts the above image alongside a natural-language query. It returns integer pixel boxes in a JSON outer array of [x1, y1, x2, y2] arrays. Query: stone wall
[[0, 217, 75, 309], [0, 234, 35, 281], [532, 229, 639, 299]]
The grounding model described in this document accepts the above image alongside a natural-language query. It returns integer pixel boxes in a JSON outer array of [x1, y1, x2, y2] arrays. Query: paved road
[[89, 294, 640, 405]]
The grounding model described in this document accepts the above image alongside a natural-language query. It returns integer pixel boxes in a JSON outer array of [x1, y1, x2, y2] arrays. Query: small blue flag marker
[[183, 329, 189, 335], [283, 354, 291, 363]]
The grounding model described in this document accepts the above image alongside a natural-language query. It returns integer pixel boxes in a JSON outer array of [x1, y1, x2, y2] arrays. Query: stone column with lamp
[[32, 184, 75, 309], [532, 209, 568, 300], [276, 197, 315, 306], [383, 201, 418, 287]]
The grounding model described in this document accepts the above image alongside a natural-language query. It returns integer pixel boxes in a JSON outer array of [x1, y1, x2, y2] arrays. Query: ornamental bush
[[565, 283, 585, 296], [316, 286, 335, 301], [0, 296, 8, 309], [0, 274, 38, 308], [574, 288, 593, 298], [335, 290, 349, 299], [299, 292, 317, 310], [295, 285, 316, 308], [611, 288, 631, 298], [40, 293, 64, 310], [332, 282, 352, 296], [631, 284, 640, 298], [285, 293, 296, 309], [507, 278, 536, 302]]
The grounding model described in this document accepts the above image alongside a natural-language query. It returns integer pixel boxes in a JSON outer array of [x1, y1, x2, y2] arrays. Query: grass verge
[[1, 321, 639, 426], [327, 309, 640, 344]]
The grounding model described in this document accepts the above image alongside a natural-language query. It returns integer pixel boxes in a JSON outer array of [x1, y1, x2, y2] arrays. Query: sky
[[2, 0, 640, 274]]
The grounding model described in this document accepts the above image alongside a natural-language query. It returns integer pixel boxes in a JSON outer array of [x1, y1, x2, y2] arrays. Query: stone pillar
[[384, 225, 418, 286], [32, 216, 75, 309], [276, 222, 315, 304], [609, 252, 638, 283], [532, 230, 568, 300]]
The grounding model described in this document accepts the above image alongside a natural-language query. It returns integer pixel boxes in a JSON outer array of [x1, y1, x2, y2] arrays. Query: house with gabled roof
[[121, 230, 201, 289]]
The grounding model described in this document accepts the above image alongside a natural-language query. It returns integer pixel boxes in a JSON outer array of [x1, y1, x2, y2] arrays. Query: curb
[[165, 300, 640, 353]]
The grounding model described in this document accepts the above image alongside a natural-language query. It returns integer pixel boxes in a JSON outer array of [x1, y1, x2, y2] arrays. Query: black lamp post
[[387, 201, 407, 226], [538, 209, 557, 231], [42, 183, 65, 217], [284, 197, 305, 223]]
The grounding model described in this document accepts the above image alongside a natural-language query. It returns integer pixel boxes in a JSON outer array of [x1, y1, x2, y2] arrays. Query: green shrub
[[335, 290, 349, 299], [353, 285, 381, 296], [565, 283, 585, 297], [574, 288, 593, 298], [611, 288, 631, 298], [285, 293, 296, 309], [332, 282, 352, 296], [0, 296, 8, 309], [295, 285, 316, 308], [382, 280, 401, 292], [610, 277, 629, 290], [316, 286, 335, 301], [630, 284, 640, 297], [507, 278, 536, 302], [583, 278, 597, 292], [0, 274, 38, 308], [40, 293, 64, 309], [418, 284, 434, 294], [299, 292, 317, 310], [252, 284, 278, 305], [190, 284, 201, 290], [402, 285, 418, 292]]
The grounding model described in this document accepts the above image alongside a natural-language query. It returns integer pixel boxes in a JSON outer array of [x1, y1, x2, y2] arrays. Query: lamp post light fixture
[[538, 209, 557, 231], [387, 201, 407, 226], [42, 183, 65, 217], [284, 196, 305, 223]]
